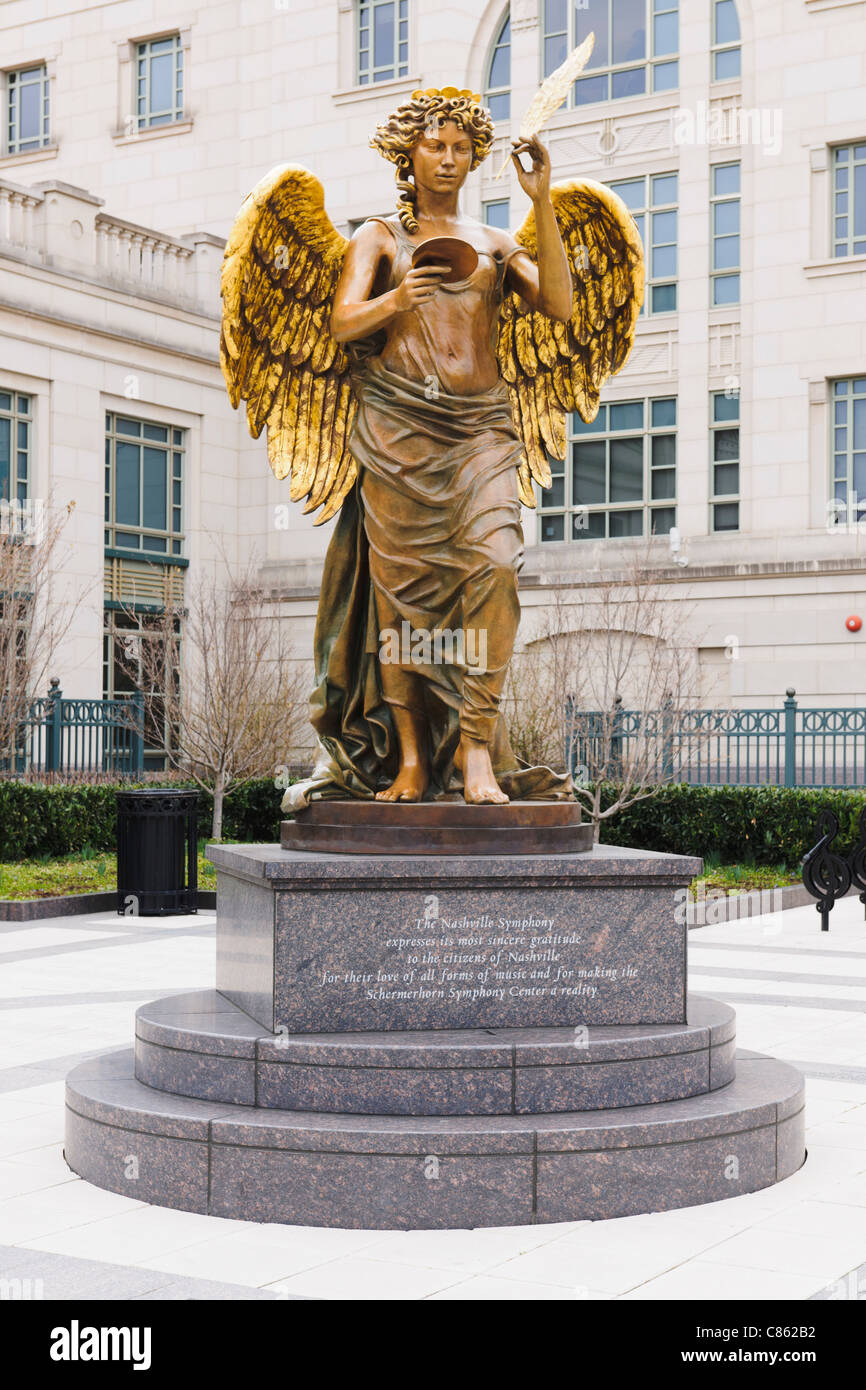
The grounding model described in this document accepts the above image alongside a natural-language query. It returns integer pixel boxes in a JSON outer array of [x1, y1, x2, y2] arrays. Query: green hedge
[[1, 778, 864, 866], [0, 777, 287, 859], [596, 783, 866, 869]]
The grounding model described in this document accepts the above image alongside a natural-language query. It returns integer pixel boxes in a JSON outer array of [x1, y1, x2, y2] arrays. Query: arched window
[[712, 0, 741, 81], [541, 0, 678, 107], [485, 10, 511, 121]]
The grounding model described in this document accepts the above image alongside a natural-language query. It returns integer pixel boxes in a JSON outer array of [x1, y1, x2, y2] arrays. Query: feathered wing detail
[[220, 164, 358, 524], [497, 179, 645, 505]]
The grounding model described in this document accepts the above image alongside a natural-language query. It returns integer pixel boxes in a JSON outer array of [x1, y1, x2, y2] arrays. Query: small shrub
[[0, 776, 291, 859]]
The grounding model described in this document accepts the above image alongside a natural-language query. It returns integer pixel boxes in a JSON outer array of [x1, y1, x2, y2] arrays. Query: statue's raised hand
[[510, 134, 551, 203]]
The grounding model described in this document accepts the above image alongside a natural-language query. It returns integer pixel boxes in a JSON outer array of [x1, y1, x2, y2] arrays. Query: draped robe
[[283, 215, 573, 811]]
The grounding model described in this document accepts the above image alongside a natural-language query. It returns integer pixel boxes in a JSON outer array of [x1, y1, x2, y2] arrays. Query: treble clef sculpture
[[801, 809, 852, 932], [847, 805, 866, 921]]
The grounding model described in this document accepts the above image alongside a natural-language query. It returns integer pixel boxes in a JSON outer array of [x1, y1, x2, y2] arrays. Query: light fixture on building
[[668, 526, 689, 567]]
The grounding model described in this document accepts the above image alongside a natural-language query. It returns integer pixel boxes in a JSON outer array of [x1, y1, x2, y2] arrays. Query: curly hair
[[370, 87, 495, 234]]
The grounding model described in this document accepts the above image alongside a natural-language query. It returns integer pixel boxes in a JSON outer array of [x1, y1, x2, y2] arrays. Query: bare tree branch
[[117, 549, 306, 840], [504, 540, 718, 842], [0, 500, 81, 768]]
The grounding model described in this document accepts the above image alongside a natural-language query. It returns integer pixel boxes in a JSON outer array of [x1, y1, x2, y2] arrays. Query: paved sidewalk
[[0, 898, 864, 1300]]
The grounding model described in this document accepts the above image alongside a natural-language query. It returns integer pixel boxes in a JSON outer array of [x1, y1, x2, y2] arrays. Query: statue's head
[[371, 87, 495, 233]]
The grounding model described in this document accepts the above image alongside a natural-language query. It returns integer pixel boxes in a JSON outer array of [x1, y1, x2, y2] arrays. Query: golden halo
[[417, 86, 483, 103]]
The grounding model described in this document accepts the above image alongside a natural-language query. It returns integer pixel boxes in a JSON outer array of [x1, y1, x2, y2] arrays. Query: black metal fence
[[5, 681, 866, 788], [567, 690, 866, 788], [2, 678, 144, 776]]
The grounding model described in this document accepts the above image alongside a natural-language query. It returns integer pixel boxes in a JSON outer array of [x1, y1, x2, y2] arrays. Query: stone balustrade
[[0, 179, 41, 251], [94, 213, 194, 298], [0, 176, 223, 315]]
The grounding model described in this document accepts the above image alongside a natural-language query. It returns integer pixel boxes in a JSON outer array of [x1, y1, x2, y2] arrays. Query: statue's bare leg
[[376, 667, 428, 802], [455, 736, 510, 805], [456, 537, 519, 806]]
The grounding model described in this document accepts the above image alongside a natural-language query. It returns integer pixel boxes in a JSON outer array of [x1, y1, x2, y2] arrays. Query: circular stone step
[[134, 990, 736, 1116], [65, 1048, 805, 1229]]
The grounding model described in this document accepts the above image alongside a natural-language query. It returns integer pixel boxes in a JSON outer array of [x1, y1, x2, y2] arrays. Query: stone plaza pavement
[[1, 895, 865, 1301]]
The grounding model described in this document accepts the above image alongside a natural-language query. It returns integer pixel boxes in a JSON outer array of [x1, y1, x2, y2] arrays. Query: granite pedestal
[[211, 843, 696, 1032], [65, 834, 806, 1229]]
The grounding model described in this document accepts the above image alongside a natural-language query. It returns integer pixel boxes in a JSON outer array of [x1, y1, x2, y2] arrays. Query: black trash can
[[116, 789, 198, 916]]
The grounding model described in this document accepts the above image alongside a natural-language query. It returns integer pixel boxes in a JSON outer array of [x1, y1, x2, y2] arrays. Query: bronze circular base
[[281, 799, 593, 856]]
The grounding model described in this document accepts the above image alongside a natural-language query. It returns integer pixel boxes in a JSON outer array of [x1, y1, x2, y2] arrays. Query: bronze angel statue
[[220, 86, 644, 811]]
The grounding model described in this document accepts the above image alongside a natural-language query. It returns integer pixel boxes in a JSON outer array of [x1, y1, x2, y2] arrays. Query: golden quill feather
[[494, 31, 596, 180]]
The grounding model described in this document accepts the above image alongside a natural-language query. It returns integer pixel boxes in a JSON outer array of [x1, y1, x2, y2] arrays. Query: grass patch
[[690, 861, 802, 900], [0, 842, 802, 906], [0, 842, 218, 901]]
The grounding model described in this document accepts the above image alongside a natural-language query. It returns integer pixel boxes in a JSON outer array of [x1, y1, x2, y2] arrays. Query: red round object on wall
[[846, 615, 862, 632]]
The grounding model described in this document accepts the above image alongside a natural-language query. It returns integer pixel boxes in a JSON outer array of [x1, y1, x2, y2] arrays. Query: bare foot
[[375, 764, 428, 802], [455, 738, 509, 805]]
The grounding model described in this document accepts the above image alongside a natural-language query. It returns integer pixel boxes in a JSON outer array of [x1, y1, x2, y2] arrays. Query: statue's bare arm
[[330, 221, 449, 344], [502, 229, 572, 323], [494, 135, 573, 323]]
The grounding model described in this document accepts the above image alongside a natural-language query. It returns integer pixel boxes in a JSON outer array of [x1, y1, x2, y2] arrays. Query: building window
[[0, 390, 30, 504], [710, 390, 740, 532], [485, 11, 511, 121], [358, 1, 409, 85], [5, 65, 50, 155], [103, 610, 178, 769], [711, 161, 740, 305], [831, 378, 866, 526], [539, 397, 677, 542], [542, 0, 678, 106], [483, 199, 510, 229], [136, 35, 183, 129], [608, 173, 677, 314], [105, 414, 184, 555], [711, 0, 741, 81], [832, 144, 866, 259]]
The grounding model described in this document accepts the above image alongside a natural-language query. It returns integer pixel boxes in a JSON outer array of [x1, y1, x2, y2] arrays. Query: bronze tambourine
[[410, 236, 479, 284]]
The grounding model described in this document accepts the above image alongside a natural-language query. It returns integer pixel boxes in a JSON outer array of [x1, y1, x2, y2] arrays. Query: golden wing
[[220, 164, 358, 524], [497, 179, 645, 507]]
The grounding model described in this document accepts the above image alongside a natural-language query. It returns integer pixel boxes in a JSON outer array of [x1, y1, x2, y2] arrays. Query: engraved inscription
[[317, 909, 641, 1008]]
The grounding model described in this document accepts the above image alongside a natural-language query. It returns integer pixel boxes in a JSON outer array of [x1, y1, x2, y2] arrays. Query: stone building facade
[[1, 0, 865, 742]]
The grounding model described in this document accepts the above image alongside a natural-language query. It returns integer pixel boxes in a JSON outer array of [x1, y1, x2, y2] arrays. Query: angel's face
[[411, 119, 473, 194]]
